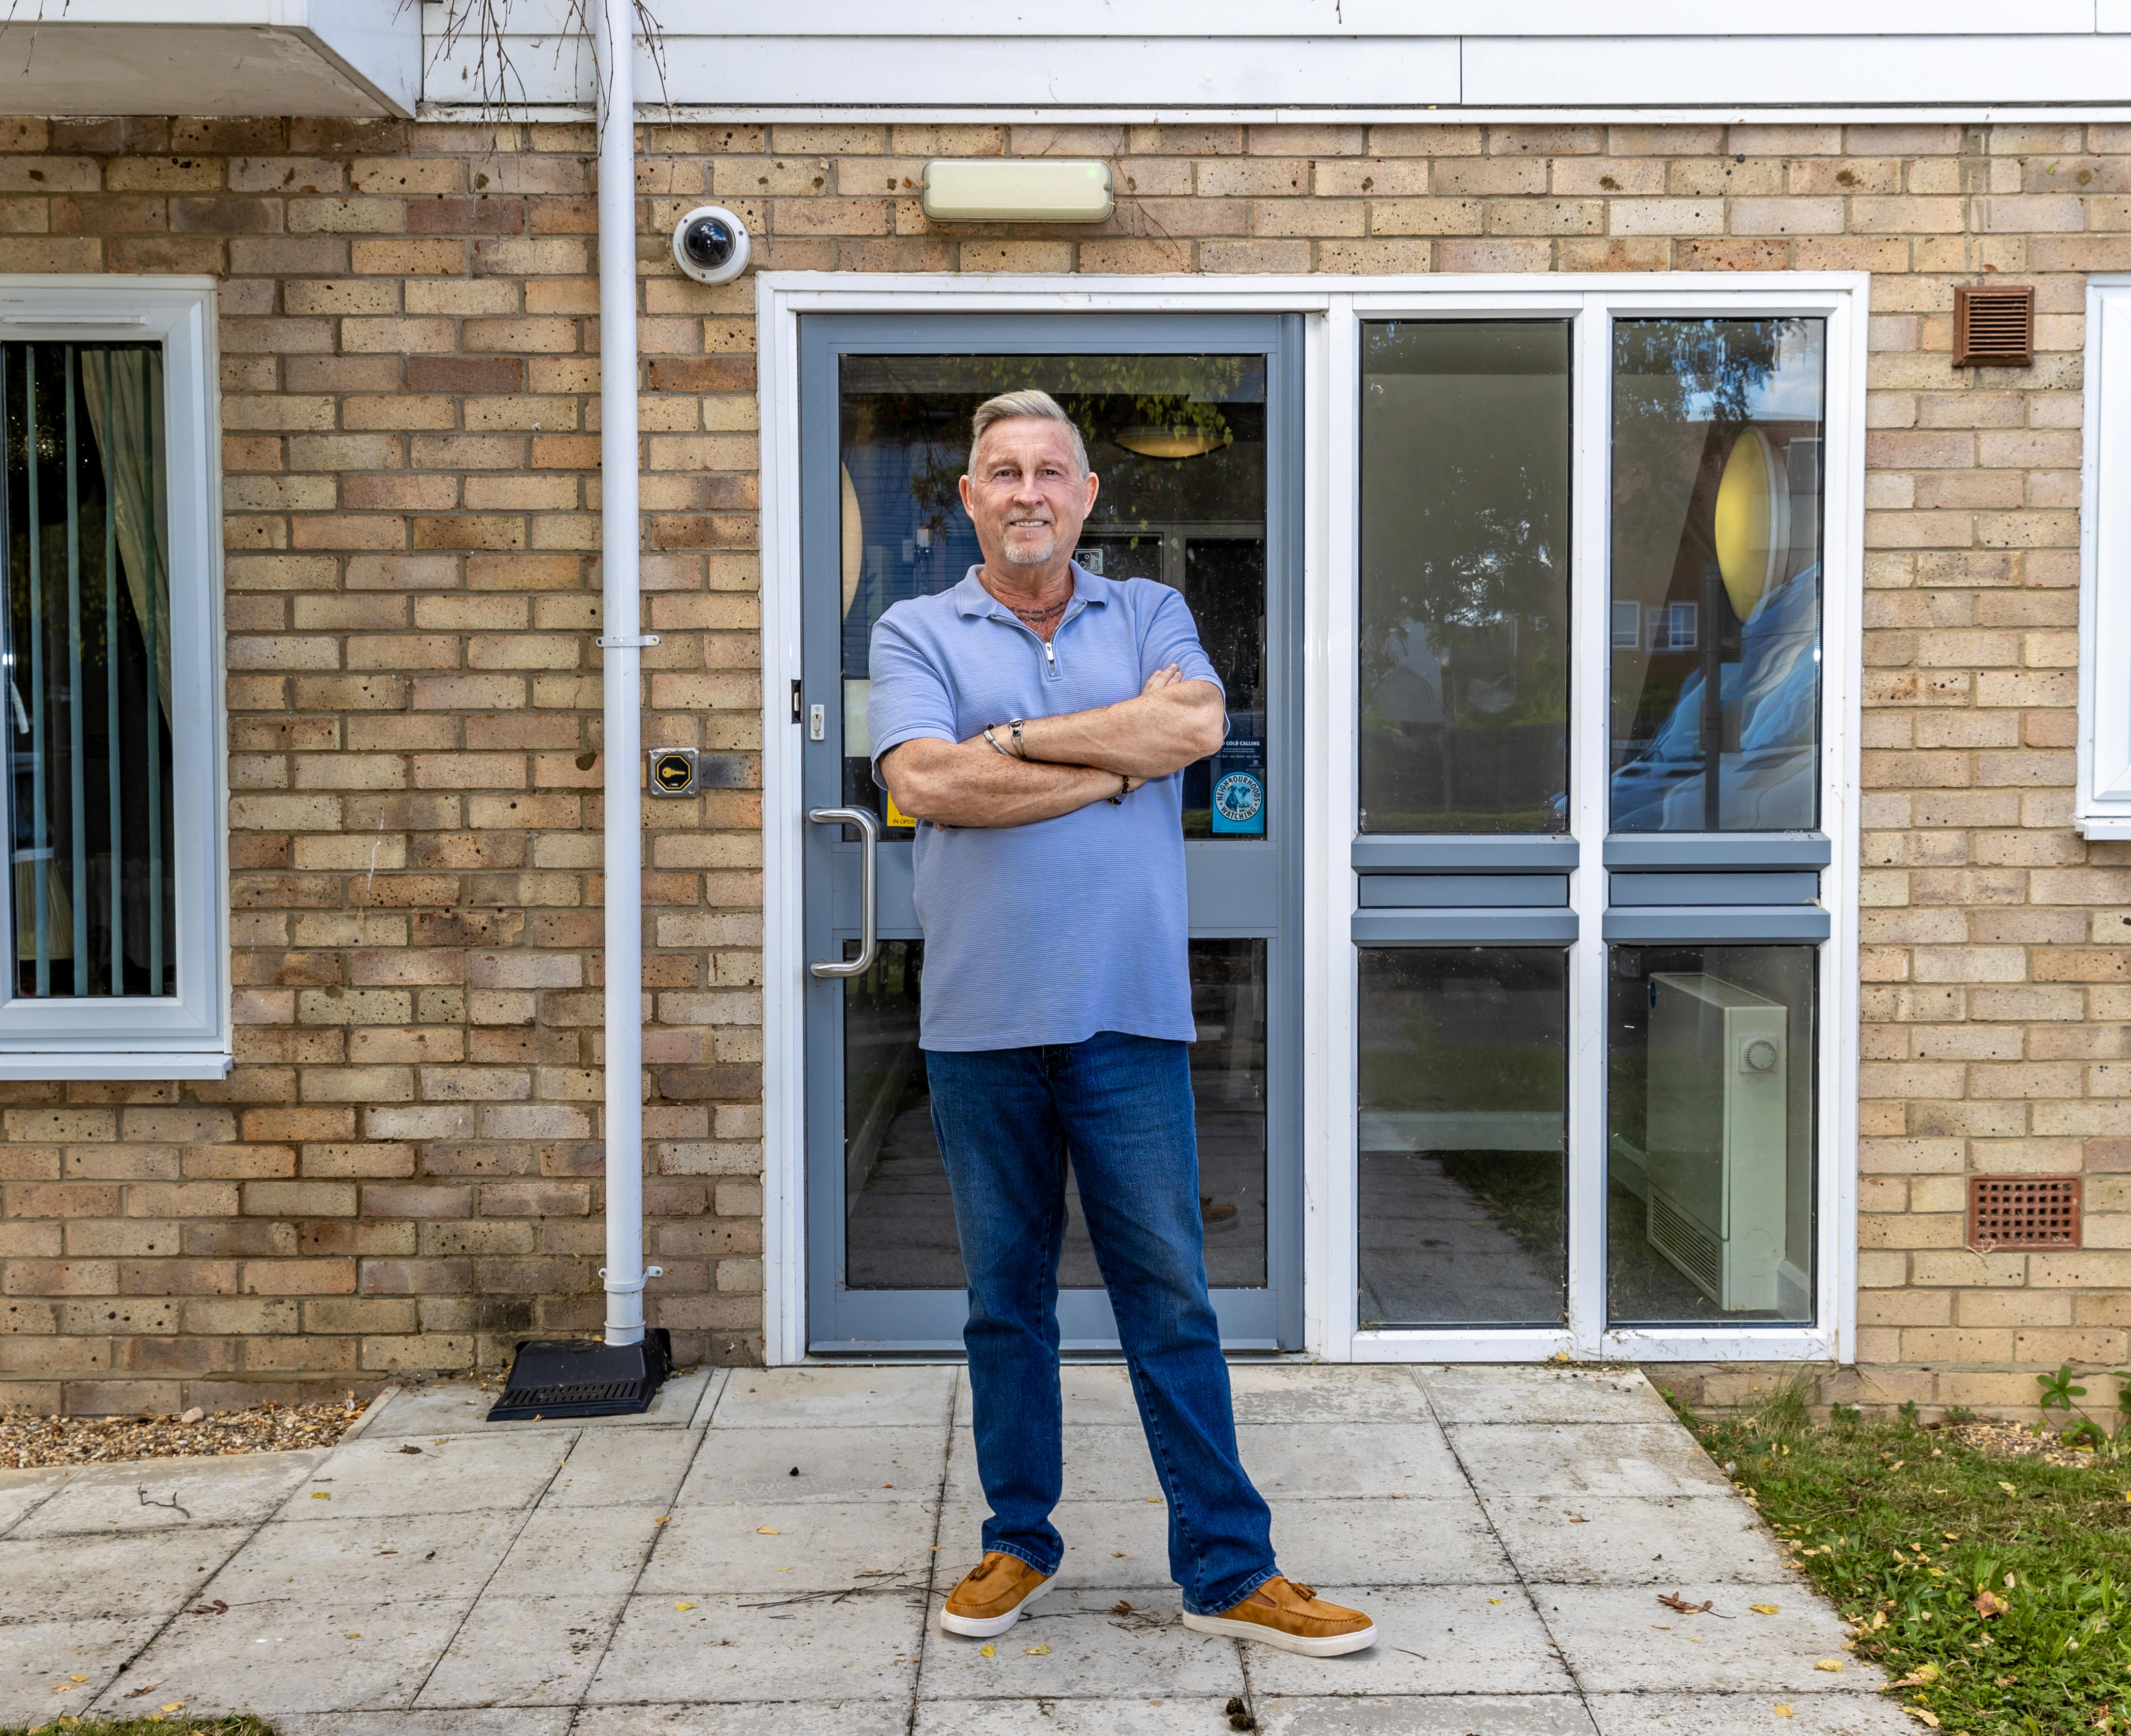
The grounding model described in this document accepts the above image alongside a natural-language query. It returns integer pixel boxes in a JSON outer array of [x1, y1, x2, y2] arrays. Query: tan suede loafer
[[940, 1551, 1057, 1638], [1182, 1576, 1377, 1656]]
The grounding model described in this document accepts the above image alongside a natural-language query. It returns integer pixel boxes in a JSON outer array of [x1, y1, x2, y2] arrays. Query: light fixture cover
[[921, 159, 1114, 224], [1712, 425, 1789, 624]]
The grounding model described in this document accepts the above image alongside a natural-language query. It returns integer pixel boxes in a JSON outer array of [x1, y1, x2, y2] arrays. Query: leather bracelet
[[1108, 773, 1130, 806], [982, 726, 1012, 757]]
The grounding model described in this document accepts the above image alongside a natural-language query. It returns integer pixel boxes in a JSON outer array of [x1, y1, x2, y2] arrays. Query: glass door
[[800, 314, 1303, 1353], [1351, 303, 1835, 1351]]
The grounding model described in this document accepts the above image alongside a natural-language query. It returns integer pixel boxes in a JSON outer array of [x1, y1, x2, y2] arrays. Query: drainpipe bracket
[[599, 1265, 665, 1293], [596, 635, 660, 648]]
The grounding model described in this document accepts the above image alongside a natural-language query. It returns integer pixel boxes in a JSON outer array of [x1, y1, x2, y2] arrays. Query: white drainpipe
[[594, 0, 653, 1347]]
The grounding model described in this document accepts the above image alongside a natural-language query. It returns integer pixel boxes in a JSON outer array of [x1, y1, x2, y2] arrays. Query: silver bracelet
[[982, 726, 1012, 757], [1009, 718, 1029, 758]]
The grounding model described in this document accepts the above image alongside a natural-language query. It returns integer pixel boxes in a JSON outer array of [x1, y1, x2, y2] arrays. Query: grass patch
[[6, 1722, 276, 1735], [1680, 1384, 2131, 1734]]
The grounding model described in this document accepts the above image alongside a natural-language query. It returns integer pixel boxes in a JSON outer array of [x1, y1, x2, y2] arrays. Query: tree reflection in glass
[[1359, 322, 1571, 834], [1610, 319, 1825, 832]]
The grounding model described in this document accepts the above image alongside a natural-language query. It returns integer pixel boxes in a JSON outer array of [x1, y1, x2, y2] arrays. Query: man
[[868, 389, 1375, 1659]]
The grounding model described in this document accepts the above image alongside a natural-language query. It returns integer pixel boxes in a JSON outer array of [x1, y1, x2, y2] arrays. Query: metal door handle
[[807, 806, 880, 979]]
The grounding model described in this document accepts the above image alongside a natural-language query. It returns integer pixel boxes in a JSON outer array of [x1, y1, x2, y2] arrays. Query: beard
[[999, 525, 1059, 566]]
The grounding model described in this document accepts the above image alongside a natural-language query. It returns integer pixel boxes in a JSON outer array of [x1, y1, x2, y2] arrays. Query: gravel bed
[[3, 1396, 364, 1470]]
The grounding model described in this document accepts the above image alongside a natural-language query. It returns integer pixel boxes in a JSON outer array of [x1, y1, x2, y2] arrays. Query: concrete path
[[0, 1363, 1915, 1734]]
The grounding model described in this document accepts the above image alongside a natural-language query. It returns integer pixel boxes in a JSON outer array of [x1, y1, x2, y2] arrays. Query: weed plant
[[1682, 1383, 2131, 1735]]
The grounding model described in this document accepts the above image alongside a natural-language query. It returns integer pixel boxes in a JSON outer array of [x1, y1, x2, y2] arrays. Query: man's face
[[958, 417, 1100, 571]]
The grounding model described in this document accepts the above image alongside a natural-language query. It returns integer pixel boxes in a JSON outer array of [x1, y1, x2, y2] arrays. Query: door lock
[[808, 703, 826, 742]]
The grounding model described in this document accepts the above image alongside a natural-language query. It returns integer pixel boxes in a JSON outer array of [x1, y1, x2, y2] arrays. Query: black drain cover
[[487, 1330, 672, 1421]]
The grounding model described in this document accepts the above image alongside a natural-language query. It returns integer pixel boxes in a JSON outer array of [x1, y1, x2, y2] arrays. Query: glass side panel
[[844, 938, 1268, 1290], [1610, 319, 1825, 832], [837, 353, 1266, 839], [1359, 321, 1571, 834], [2, 342, 174, 999], [1607, 945, 1817, 1326], [1357, 947, 1568, 1328]]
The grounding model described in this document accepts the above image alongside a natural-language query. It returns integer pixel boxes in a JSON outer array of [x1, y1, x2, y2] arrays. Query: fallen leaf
[[1974, 1590, 2009, 1619], [1657, 1593, 1714, 1615], [1815, 1658, 1844, 1673], [1774, 1707, 1793, 1719], [1110, 1600, 1134, 1615], [979, 1644, 995, 1658], [1024, 1642, 1050, 1655], [122, 1684, 163, 1700], [1750, 1604, 1780, 1615], [399, 1445, 423, 1456], [654, 1516, 670, 1525], [344, 1633, 361, 1640], [160, 1705, 184, 1715], [1146, 1496, 1163, 1504], [1903, 1707, 1941, 1729], [757, 1527, 780, 1535], [311, 1491, 331, 1499], [674, 1603, 696, 1612]]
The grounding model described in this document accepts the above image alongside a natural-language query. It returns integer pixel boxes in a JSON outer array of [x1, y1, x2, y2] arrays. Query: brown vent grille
[[1968, 1175, 2081, 1250], [1954, 284, 2035, 368]]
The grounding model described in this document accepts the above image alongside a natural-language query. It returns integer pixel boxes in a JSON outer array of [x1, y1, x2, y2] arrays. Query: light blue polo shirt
[[868, 564, 1224, 1053]]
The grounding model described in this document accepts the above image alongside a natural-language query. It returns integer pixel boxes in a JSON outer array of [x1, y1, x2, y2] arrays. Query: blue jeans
[[924, 1031, 1278, 1617]]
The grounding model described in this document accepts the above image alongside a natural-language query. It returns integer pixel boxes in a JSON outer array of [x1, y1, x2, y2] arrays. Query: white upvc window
[[2079, 277, 2131, 839], [0, 278, 227, 1079]]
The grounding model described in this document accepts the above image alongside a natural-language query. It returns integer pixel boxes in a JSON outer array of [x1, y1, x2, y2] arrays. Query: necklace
[[1008, 596, 1069, 625]]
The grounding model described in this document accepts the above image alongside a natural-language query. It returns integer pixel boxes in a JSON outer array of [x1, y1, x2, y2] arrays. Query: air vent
[[1967, 1175, 2080, 1250], [1953, 284, 2035, 369]]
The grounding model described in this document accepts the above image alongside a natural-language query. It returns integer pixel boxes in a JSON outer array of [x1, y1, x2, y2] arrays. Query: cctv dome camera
[[672, 205, 750, 285]]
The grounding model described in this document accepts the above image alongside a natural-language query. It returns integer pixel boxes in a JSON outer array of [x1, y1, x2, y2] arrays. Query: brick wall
[[0, 113, 2119, 1416]]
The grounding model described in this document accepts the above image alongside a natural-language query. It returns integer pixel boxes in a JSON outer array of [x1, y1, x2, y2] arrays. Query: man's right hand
[[879, 735, 1135, 830]]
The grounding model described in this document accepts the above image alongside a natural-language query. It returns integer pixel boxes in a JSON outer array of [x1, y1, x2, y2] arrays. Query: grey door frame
[[799, 311, 1305, 1355]]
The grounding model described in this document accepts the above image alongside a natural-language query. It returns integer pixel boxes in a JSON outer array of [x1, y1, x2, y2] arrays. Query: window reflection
[[1610, 319, 1825, 832], [1358, 947, 1568, 1327], [1360, 322, 1571, 834], [1607, 945, 1816, 1325]]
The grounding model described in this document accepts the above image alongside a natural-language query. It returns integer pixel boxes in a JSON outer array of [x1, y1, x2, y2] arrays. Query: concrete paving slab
[[201, 1510, 521, 1606], [281, 1431, 572, 1521], [0, 1615, 163, 1725], [919, 1587, 1245, 1701], [1269, 1494, 1510, 1585], [1240, 1421, 1463, 1499], [947, 1424, 1160, 1504], [953, 1361, 1146, 1427], [1486, 1495, 1791, 1585], [639, 1499, 933, 1595], [416, 1592, 626, 1707], [710, 1366, 957, 1430], [1238, 1585, 1571, 1698], [1418, 1365, 1677, 1427], [0, 1524, 248, 1621], [1446, 1423, 1732, 1500], [687, 1367, 732, 1428], [542, 1428, 703, 1508], [357, 1371, 713, 1439], [674, 1423, 946, 1506], [488, 1504, 671, 1599], [0, 1464, 71, 1537], [279, 1713, 576, 1736], [1537, 1584, 1883, 1694], [917, 1699, 1252, 1735], [929, 1497, 1169, 1589], [576, 1703, 909, 1735], [1255, 1696, 1601, 1735], [12, 1448, 328, 1537], [91, 1594, 476, 1715], [1584, 1693, 1918, 1735], [589, 1589, 925, 1702], [1229, 1364, 1434, 1424]]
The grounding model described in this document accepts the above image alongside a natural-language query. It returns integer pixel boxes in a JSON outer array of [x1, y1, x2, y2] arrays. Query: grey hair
[[966, 389, 1089, 478]]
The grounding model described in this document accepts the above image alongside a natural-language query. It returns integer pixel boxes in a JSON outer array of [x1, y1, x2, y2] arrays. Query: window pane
[[1610, 319, 1825, 832], [1359, 322, 1571, 834], [837, 353, 1267, 840], [1358, 947, 1567, 1327], [3, 343, 173, 999], [845, 938, 1268, 1289], [1607, 945, 1816, 1325]]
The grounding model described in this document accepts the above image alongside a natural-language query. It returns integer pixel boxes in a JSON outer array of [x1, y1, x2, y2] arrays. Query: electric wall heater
[[1645, 972, 1788, 1311]]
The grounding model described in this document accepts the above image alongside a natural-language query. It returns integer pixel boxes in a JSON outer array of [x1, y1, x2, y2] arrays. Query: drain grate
[[486, 1330, 672, 1421], [496, 1380, 644, 1411], [1968, 1175, 2081, 1250]]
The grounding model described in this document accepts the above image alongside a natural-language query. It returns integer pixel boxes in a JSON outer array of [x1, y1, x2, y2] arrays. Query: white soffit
[[422, 1, 2131, 116], [0, 2, 418, 118]]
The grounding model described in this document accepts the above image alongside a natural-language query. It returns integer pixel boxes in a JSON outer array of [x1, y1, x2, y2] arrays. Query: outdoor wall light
[[672, 205, 750, 284], [920, 159, 1114, 224]]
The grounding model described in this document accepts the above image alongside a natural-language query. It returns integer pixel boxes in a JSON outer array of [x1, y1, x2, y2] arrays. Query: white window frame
[[2079, 277, 2131, 838], [0, 278, 228, 1079], [756, 272, 1863, 1368]]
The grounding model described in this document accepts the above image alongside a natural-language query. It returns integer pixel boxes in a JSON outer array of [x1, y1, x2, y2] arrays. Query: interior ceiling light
[[1712, 425, 1790, 623], [1112, 425, 1229, 460]]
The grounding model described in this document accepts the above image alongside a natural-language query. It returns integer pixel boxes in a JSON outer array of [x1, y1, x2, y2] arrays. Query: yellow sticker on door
[[883, 790, 915, 829]]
